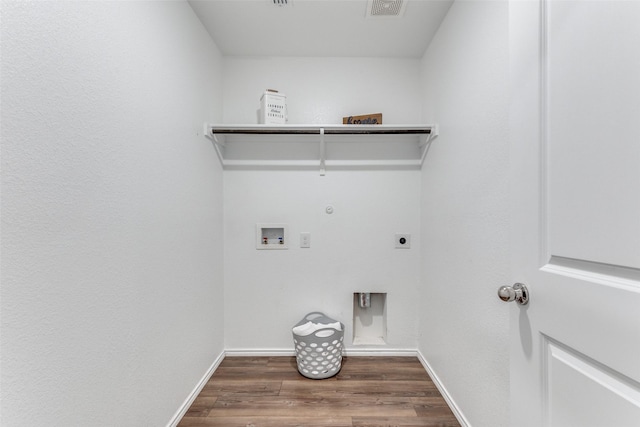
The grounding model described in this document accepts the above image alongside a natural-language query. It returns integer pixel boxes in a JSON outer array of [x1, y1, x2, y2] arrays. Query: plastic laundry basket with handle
[[292, 312, 344, 379]]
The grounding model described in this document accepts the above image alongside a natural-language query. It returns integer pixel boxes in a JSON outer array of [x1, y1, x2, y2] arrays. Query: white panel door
[[509, 1, 640, 426]]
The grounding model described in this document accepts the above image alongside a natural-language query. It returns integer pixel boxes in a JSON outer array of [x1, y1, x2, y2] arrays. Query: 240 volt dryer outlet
[[395, 234, 411, 249]]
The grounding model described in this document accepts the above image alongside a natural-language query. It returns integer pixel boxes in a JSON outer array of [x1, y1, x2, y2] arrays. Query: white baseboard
[[344, 348, 418, 357], [167, 350, 225, 427], [224, 348, 295, 357], [224, 347, 419, 357], [416, 349, 471, 427]]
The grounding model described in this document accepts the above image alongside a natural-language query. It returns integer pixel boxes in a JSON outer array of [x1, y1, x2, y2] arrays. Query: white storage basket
[[292, 312, 344, 379]]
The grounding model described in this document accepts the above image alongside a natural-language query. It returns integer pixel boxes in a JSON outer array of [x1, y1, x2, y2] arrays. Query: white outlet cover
[[300, 232, 311, 248], [395, 234, 411, 249]]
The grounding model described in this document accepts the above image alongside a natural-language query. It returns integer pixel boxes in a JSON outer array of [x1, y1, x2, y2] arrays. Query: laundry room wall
[[418, 1, 510, 426], [222, 57, 422, 124], [222, 57, 423, 352], [1, 2, 224, 426]]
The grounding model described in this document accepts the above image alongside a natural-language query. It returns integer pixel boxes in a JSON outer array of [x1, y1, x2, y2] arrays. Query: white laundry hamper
[[292, 312, 344, 379]]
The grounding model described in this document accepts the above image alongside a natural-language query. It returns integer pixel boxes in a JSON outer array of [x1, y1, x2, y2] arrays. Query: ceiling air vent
[[366, 0, 407, 18], [270, 0, 291, 6]]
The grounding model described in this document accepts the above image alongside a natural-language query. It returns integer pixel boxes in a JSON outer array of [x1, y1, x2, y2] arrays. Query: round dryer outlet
[[395, 234, 411, 249]]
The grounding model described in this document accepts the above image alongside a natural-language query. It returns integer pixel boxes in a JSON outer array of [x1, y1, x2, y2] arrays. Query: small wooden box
[[343, 113, 382, 125]]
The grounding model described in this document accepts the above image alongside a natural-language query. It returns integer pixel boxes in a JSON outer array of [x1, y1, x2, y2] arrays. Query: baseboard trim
[[416, 349, 471, 427], [224, 347, 419, 357], [224, 348, 295, 357], [345, 348, 418, 357], [167, 350, 225, 427]]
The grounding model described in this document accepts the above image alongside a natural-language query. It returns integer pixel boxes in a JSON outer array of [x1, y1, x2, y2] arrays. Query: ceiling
[[188, 0, 454, 58]]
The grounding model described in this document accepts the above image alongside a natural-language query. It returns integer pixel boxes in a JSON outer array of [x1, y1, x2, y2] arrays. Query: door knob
[[498, 283, 529, 305]]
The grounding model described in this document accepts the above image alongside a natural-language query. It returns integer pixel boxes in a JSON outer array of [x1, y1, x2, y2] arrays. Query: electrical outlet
[[395, 234, 411, 249]]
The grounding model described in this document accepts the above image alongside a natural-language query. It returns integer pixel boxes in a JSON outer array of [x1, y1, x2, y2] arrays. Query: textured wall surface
[[222, 57, 422, 124], [418, 1, 510, 426], [224, 170, 421, 351], [221, 57, 423, 352], [0, 2, 224, 425], [1, 1, 515, 425]]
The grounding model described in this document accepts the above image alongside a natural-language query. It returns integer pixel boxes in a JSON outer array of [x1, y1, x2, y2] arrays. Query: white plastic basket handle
[[314, 328, 337, 338], [304, 312, 326, 321]]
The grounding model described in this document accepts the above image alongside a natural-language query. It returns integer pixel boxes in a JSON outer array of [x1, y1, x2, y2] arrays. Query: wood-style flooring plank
[[209, 357, 302, 382], [336, 357, 432, 382], [412, 396, 461, 418], [178, 416, 353, 426], [177, 356, 461, 427], [279, 379, 440, 398], [352, 417, 462, 427], [198, 380, 282, 397], [209, 395, 417, 418], [182, 396, 217, 418]]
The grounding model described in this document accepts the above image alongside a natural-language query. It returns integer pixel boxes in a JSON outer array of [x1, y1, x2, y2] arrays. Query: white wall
[[0, 2, 224, 426], [223, 57, 422, 124], [224, 170, 421, 351], [418, 1, 510, 426], [222, 57, 423, 351], [1, 1, 513, 424]]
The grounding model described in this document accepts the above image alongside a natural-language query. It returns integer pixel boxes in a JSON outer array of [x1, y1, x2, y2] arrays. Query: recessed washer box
[[256, 223, 288, 249], [353, 292, 387, 346]]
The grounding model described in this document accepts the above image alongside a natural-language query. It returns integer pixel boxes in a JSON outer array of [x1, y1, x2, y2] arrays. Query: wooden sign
[[343, 113, 382, 125]]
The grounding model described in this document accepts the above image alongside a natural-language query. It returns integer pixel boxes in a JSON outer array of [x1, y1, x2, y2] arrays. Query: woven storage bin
[[292, 312, 344, 379]]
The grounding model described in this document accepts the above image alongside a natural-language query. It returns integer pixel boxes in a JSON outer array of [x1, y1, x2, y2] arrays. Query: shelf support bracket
[[319, 128, 326, 176], [204, 122, 225, 167], [419, 126, 439, 167]]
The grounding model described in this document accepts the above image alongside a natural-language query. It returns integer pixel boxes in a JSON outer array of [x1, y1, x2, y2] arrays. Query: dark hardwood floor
[[178, 356, 461, 427]]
